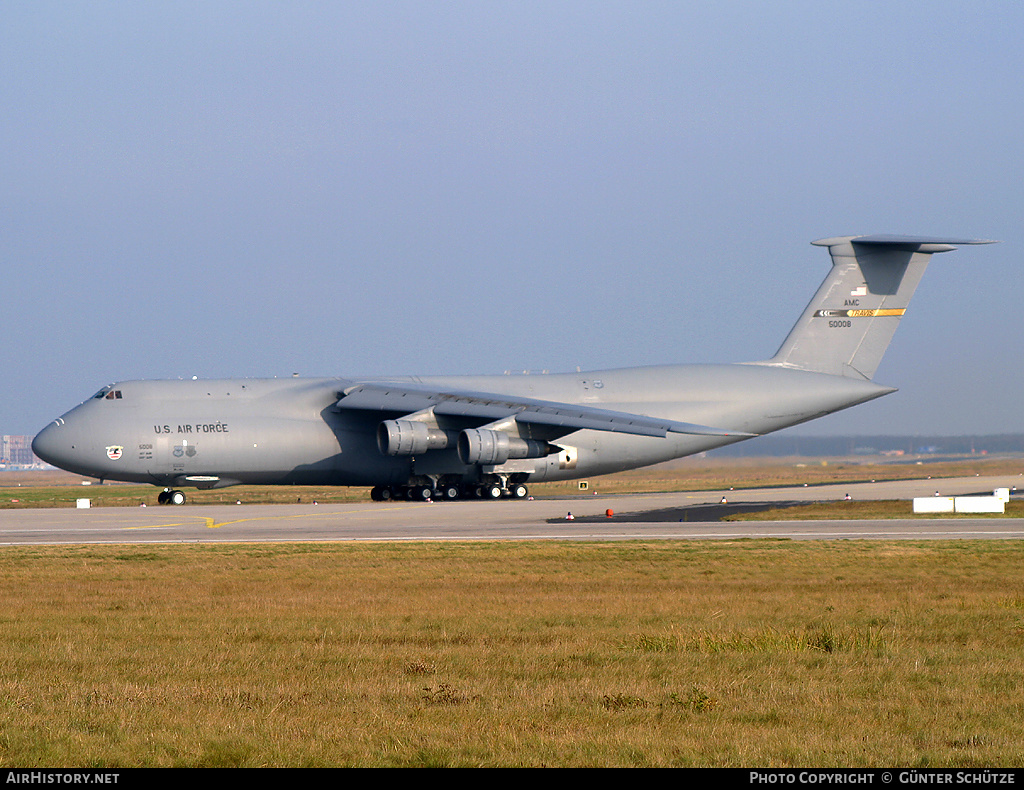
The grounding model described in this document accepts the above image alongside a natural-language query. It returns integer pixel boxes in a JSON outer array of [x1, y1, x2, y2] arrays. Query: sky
[[3, 1, 1021, 438]]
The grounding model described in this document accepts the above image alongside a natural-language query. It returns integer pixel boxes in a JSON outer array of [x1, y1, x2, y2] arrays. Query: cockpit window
[[93, 388, 122, 400]]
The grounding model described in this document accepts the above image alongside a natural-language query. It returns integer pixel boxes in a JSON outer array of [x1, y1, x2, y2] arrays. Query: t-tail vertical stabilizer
[[767, 235, 996, 380]]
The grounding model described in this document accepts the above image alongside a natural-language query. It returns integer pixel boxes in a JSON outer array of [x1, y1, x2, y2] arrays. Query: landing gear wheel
[[170, 490, 186, 506], [371, 486, 398, 502], [510, 484, 528, 499], [484, 484, 503, 500], [439, 485, 460, 501], [410, 486, 433, 501], [157, 490, 170, 505]]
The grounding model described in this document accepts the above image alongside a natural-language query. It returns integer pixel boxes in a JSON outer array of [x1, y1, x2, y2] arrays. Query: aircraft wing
[[334, 381, 751, 438]]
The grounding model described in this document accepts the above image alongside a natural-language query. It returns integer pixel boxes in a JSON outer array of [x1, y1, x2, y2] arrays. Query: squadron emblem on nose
[[105, 446, 123, 460]]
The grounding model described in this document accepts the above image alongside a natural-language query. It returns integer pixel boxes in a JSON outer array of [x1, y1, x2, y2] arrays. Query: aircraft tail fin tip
[[768, 235, 995, 379]]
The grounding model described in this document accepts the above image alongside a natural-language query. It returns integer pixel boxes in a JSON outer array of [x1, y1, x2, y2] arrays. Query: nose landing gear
[[157, 489, 187, 505]]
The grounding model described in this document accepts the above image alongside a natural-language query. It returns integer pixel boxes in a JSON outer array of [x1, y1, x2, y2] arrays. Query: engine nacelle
[[377, 420, 451, 456], [457, 429, 552, 465]]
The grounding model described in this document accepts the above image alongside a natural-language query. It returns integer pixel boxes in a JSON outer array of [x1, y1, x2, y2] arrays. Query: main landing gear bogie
[[370, 481, 529, 502], [477, 482, 529, 500]]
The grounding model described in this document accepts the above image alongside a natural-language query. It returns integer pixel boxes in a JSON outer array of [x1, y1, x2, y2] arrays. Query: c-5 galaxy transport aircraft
[[33, 235, 994, 504]]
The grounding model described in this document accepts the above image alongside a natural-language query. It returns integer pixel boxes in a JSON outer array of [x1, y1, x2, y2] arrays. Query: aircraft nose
[[32, 420, 72, 469]]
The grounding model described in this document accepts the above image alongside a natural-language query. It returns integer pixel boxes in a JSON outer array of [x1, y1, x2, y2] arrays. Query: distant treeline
[[709, 434, 1024, 458]]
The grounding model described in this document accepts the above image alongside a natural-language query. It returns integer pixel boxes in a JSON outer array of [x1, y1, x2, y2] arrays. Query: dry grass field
[[2, 457, 1023, 767], [531, 455, 1024, 497], [1, 540, 1023, 767]]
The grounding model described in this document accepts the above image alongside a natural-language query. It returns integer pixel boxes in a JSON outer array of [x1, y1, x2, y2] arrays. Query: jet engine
[[377, 420, 452, 456], [457, 428, 552, 465]]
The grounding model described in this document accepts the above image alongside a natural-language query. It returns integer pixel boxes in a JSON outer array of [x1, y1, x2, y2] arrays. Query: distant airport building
[[1, 435, 44, 468]]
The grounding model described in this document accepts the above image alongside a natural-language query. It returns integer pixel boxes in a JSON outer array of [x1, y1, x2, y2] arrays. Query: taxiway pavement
[[1, 474, 1022, 546]]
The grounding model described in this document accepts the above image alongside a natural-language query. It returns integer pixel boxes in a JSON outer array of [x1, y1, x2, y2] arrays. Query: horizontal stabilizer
[[824, 235, 998, 249]]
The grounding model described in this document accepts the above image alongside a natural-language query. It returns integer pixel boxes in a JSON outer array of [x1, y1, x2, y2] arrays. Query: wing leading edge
[[334, 381, 750, 438]]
